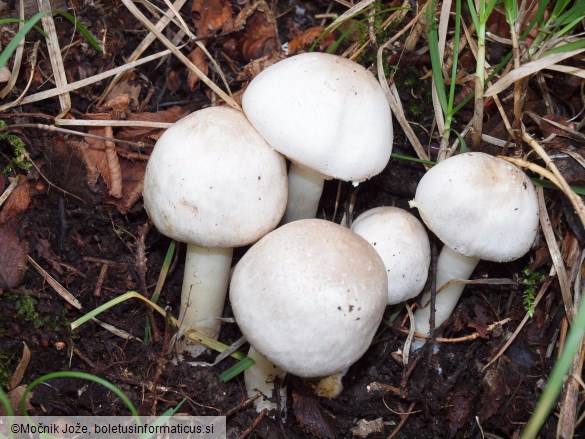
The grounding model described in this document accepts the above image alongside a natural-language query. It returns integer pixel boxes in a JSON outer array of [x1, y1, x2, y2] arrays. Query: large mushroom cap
[[230, 219, 388, 378], [410, 152, 539, 261], [351, 207, 430, 304], [143, 106, 287, 248], [242, 52, 393, 183]]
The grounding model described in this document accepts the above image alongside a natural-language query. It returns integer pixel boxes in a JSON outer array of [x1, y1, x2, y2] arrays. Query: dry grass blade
[[561, 150, 585, 170], [121, 0, 240, 111], [522, 128, 585, 231], [27, 255, 82, 309], [38, 0, 71, 117], [0, 49, 171, 111], [7, 342, 30, 391], [325, 0, 376, 33], [0, 177, 19, 209], [5, 41, 40, 109], [0, 0, 25, 99], [97, 0, 189, 105], [557, 336, 585, 438], [483, 277, 554, 371], [536, 187, 574, 320], [485, 48, 585, 97], [545, 63, 585, 79], [375, 7, 430, 165], [55, 119, 173, 128]]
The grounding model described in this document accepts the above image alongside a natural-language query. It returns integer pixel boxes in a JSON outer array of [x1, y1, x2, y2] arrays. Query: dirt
[[0, 0, 579, 438]]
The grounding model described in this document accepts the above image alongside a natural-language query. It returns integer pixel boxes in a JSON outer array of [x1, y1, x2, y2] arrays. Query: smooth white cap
[[242, 52, 393, 183], [230, 219, 388, 378], [410, 152, 539, 261], [143, 106, 287, 248], [351, 207, 430, 304]]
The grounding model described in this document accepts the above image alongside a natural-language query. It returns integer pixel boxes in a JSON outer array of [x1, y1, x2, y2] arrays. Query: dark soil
[[0, 0, 578, 438]]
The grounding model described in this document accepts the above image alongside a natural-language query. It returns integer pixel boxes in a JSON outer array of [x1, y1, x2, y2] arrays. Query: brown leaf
[[192, 0, 233, 36], [0, 175, 31, 223], [288, 26, 335, 56], [291, 380, 336, 439], [99, 74, 141, 116], [8, 342, 31, 391], [467, 304, 491, 339], [237, 53, 283, 82], [187, 46, 209, 90], [0, 219, 28, 288], [0, 385, 33, 416], [122, 106, 187, 141], [106, 158, 146, 214], [236, 1, 277, 60]]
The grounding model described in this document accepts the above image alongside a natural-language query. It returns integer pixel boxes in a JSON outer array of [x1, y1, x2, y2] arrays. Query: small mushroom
[[350, 206, 431, 304], [143, 106, 287, 359], [230, 219, 387, 410], [408, 152, 539, 350], [242, 52, 393, 222]]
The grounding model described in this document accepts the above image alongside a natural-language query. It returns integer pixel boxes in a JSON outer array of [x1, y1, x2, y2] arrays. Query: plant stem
[[411, 245, 480, 350], [282, 162, 325, 223], [176, 244, 233, 358]]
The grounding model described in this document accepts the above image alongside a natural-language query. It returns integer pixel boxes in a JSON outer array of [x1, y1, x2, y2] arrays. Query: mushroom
[[230, 219, 387, 409], [143, 106, 287, 359], [350, 206, 431, 305], [408, 152, 539, 350], [242, 52, 393, 222]]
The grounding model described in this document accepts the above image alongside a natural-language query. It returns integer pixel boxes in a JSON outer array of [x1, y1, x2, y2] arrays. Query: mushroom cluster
[[142, 48, 540, 415]]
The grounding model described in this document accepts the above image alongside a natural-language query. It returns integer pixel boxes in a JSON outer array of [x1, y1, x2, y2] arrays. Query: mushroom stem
[[410, 244, 480, 351], [282, 162, 325, 223], [245, 347, 287, 413], [176, 244, 233, 358]]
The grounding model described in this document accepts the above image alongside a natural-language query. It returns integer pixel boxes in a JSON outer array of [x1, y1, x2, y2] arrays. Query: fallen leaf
[[291, 379, 336, 439], [237, 2, 278, 60], [467, 304, 491, 339], [8, 342, 31, 391], [0, 219, 29, 288], [288, 26, 335, 55], [0, 175, 30, 223], [187, 46, 209, 90], [0, 385, 33, 416], [237, 53, 283, 81], [124, 106, 186, 139], [192, 0, 233, 36]]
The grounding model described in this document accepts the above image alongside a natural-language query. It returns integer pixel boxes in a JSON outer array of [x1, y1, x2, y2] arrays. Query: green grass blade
[[0, 10, 51, 68], [138, 400, 186, 439], [543, 38, 585, 55], [70, 291, 246, 360], [520, 285, 585, 438], [151, 240, 175, 303], [21, 371, 139, 418], [54, 10, 102, 53], [0, 386, 14, 417], [219, 356, 256, 382], [0, 19, 47, 37], [427, 0, 448, 114]]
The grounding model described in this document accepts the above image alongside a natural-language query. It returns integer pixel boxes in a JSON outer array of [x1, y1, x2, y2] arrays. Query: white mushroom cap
[[242, 52, 393, 183], [143, 106, 287, 248], [351, 207, 430, 304], [410, 152, 539, 262], [230, 219, 388, 378]]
